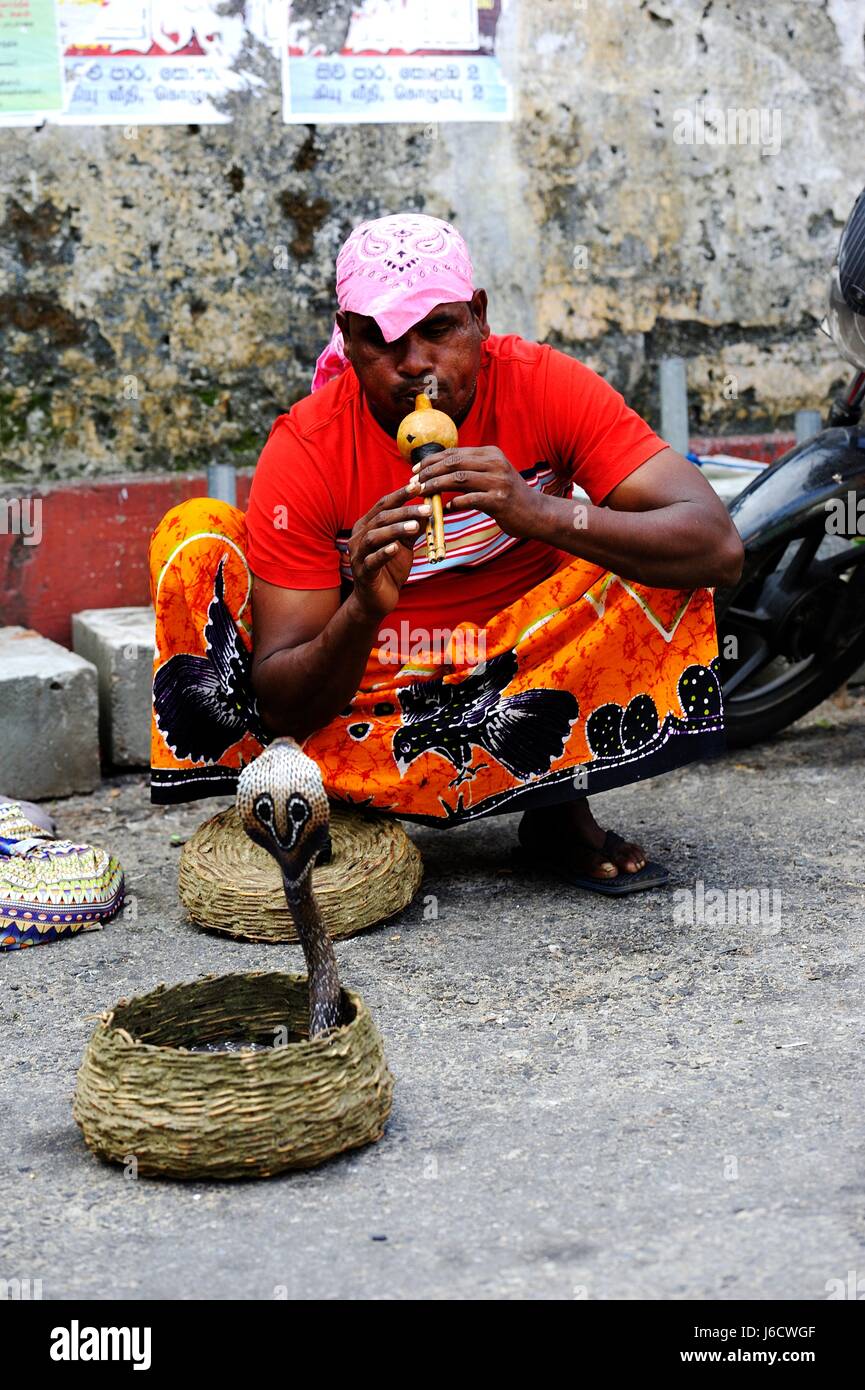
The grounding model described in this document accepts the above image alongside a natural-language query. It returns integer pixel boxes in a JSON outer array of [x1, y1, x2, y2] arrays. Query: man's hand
[[348, 484, 432, 619], [408, 447, 542, 540], [252, 483, 429, 741]]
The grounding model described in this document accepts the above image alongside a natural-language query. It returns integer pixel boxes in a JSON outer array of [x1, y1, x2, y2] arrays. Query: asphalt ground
[[2, 691, 864, 1300]]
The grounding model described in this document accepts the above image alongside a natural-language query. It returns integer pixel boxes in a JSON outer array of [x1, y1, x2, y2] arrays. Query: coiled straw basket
[[178, 805, 422, 942], [73, 971, 393, 1179]]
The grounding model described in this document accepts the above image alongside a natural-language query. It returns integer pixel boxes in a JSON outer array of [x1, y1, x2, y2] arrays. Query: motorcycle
[[716, 186, 865, 748]]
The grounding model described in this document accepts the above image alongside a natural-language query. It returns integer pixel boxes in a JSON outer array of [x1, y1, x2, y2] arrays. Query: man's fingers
[[360, 542, 401, 574], [352, 512, 430, 574], [378, 483, 420, 510], [445, 492, 493, 513], [363, 520, 424, 553], [412, 448, 498, 481], [361, 503, 431, 531], [357, 484, 419, 527], [414, 470, 494, 497]]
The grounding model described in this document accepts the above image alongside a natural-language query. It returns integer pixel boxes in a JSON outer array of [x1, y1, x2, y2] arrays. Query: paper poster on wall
[[0, 0, 64, 116], [283, 0, 513, 124], [0, 0, 285, 125], [54, 0, 281, 124]]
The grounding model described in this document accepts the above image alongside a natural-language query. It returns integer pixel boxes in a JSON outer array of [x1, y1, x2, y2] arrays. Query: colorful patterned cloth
[[312, 212, 476, 391], [149, 498, 725, 821], [0, 802, 125, 951]]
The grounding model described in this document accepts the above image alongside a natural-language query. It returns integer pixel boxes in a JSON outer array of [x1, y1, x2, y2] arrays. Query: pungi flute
[[396, 391, 458, 563]]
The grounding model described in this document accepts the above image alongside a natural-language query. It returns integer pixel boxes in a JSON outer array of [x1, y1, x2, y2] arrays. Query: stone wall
[[1, 0, 864, 482]]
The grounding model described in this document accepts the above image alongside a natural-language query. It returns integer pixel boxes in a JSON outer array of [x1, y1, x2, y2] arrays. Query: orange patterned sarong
[[149, 498, 724, 823]]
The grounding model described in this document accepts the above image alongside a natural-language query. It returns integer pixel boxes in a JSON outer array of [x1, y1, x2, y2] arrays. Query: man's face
[[336, 289, 490, 435]]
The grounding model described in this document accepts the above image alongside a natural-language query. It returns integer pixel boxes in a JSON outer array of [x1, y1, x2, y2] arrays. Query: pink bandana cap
[[311, 212, 476, 392]]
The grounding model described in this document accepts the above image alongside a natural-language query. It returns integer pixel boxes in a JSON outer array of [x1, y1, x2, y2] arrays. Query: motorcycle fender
[[728, 426, 865, 553]]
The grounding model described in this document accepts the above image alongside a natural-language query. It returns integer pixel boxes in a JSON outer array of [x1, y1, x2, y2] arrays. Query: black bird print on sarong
[[392, 651, 579, 787], [153, 557, 265, 762]]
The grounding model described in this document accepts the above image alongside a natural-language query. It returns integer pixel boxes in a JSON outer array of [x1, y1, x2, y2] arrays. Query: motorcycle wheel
[[716, 526, 865, 749]]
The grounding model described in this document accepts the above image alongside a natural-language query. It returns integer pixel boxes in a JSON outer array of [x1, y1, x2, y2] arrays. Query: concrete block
[[0, 627, 100, 799], [71, 607, 155, 767]]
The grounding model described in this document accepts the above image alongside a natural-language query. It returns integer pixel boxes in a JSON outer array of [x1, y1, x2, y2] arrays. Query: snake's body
[[236, 739, 343, 1037]]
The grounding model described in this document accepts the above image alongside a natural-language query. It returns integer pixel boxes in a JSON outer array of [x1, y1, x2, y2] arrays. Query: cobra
[[236, 738, 343, 1038]]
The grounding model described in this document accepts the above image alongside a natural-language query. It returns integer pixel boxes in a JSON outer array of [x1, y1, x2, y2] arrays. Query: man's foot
[[518, 799, 647, 882]]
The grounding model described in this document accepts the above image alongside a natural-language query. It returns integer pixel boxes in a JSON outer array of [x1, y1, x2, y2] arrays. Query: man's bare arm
[[251, 580, 379, 741], [532, 447, 744, 588]]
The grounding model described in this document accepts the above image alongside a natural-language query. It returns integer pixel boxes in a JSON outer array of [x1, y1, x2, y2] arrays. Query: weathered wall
[[1, 0, 864, 483]]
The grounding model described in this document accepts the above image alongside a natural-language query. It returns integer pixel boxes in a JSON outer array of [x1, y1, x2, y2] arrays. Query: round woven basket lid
[[179, 804, 423, 942]]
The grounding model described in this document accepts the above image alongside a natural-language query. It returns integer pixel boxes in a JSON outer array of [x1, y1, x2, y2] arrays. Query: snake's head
[[236, 738, 330, 891]]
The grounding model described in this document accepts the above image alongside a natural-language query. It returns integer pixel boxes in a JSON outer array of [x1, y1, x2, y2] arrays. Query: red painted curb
[[690, 433, 797, 463]]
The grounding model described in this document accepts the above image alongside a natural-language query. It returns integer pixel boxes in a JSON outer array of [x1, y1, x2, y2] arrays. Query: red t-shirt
[[246, 333, 667, 662]]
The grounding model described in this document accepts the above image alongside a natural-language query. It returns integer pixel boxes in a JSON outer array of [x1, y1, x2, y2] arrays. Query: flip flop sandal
[[0, 801, 125, 951], [512, 828, 670, 897]]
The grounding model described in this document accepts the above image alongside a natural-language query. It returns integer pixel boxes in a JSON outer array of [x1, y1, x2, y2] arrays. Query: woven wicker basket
[[73, 972, 394, 1179], [178, 805, 422, 942]]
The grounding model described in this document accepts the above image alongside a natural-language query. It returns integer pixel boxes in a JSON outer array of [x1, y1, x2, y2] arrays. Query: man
[[149, 212, 742, 893]]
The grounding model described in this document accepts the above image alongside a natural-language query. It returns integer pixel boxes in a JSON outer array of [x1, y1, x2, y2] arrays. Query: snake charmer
[[149, 212, 743, 894]]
